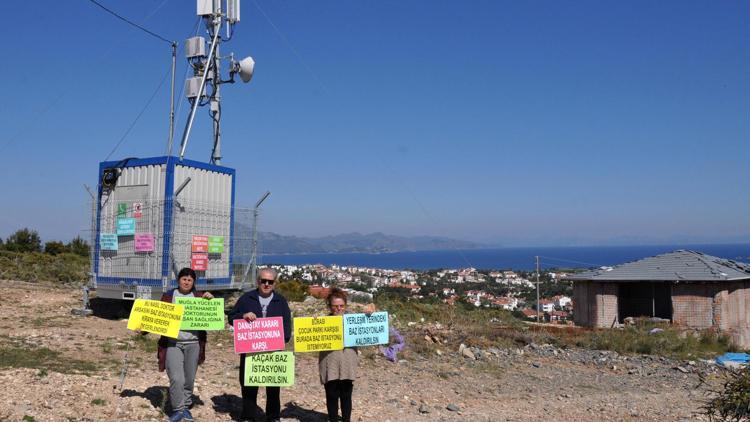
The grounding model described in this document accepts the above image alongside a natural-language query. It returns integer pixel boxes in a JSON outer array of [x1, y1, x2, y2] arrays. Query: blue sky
[[0, 1, 748, 246]]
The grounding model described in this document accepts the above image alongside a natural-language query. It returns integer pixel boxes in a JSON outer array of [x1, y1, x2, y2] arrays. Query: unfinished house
[[567, 250, 750, 347]]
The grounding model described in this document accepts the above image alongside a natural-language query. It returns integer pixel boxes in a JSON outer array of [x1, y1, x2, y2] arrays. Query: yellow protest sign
[[127, 299, 184, 338], [293, 315, 343, 352]]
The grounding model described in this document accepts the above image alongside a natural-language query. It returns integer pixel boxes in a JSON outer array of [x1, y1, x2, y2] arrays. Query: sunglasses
[[259, 279, 275, 285]]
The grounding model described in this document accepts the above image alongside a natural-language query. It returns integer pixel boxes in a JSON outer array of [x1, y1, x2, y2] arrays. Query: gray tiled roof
[[565, 250, 750, 282]]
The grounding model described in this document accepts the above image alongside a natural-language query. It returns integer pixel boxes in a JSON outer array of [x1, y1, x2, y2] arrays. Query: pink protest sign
[[134, 233, 155, 252], [192, 235, 209, 253], [191, 253, 208, 271], [234, 317, 285, 354]]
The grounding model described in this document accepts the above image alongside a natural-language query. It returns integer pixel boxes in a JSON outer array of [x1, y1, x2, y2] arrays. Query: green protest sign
[[175, 297, 225, 330], [243, 352, 295, 387], [208, 236, 224, 253]]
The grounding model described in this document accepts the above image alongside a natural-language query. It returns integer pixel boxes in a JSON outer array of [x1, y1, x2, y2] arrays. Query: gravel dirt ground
[[0, 280, 719, 421]]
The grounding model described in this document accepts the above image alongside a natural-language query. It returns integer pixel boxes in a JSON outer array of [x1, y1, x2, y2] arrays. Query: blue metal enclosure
[[92, 156, 236, 300]]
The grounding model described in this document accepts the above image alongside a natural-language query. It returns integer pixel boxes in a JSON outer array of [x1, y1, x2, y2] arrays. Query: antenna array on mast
[[178, 0, 254, 164]]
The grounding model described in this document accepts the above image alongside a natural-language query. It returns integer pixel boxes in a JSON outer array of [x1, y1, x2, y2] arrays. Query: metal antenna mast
[[165, 41, 177, 156], [209, 1, 223, 165], [178, 0, 253, 162]]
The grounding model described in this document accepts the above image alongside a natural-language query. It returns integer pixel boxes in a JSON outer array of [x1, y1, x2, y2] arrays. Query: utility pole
[[243, 191, 271, 290], [536, 255, 541, 323]]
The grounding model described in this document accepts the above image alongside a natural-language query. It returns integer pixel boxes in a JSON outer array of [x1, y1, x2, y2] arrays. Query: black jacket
[[229, 289, 292, 343]]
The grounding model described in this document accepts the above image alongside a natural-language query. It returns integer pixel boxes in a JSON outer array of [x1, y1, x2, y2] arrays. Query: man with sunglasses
[[229, 268, 292, 422]]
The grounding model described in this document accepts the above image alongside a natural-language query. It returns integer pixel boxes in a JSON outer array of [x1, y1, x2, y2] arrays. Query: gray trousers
[[165, 341, 200, 412]]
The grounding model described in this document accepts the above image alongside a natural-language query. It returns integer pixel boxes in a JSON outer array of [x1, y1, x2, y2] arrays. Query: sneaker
[[168, 411, 184, 422], [182, 409, 194, 421]]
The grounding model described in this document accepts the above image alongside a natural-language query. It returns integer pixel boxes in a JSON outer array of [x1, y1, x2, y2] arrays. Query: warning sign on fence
[[191, 253, 208, 271], [134, 233, 154, 252], [208, 236, 224, 253], [99, 233, 118, 251], [192, 235, 209, 253], [117, 218, 136, 236]]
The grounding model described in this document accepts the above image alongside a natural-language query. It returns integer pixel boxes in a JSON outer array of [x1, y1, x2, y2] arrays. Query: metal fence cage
[[90, 156, 252, 300]]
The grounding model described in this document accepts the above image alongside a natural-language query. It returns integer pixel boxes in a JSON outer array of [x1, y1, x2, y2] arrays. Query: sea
[[260, 243, 750, 271]]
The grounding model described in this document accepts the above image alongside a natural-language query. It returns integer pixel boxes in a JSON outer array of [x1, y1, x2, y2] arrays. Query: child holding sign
[[319, 288, 374, 422], [157, 268, 214, 422]]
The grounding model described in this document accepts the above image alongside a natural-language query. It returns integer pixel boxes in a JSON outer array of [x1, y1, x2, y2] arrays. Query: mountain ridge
[[253, 231, 483, 254]]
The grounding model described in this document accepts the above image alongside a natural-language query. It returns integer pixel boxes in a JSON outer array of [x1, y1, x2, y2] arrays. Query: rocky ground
[[0, 280, 727, 421]]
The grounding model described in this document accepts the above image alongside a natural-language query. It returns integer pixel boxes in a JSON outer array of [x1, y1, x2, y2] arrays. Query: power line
[[104, 67, 172, 161], [86, 0, 173, 44], [251, 0, 330, 95], [142, 0, 171, 22], [538, 255, 602, 268], [2, 1, 173, 157]]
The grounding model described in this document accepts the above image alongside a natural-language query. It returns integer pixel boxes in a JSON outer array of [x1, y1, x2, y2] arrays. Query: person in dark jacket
[[157, 267, 214, 422], [229, 268, 292, 422]]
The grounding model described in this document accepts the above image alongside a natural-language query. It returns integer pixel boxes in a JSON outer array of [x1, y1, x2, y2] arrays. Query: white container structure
[[93, 156, 236, 300]]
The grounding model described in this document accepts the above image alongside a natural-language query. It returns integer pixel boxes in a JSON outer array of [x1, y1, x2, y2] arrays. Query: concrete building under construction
[[567, 250, 750, 347]]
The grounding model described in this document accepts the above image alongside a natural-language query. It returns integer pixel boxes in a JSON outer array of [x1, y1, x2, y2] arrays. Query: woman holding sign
[[319, 288, 373, 422], [157, 267, 214, 422]]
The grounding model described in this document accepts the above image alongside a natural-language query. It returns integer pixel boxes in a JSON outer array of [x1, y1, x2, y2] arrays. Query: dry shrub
[[703, 366, 750, 421]]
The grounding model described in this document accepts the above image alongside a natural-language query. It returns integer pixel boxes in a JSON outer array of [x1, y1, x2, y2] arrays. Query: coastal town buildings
[[553, 295, 572, 309], [269, 263, 565, 317], [538, 299, 555, 313]]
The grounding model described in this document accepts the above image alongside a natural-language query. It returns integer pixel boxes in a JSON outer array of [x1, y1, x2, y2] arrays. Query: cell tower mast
[[178, 0, 255, 163]]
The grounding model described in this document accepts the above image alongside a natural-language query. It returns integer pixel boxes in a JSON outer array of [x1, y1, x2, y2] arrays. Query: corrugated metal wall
[[171, 164, 233, 279], [97, 164, 167, 280]]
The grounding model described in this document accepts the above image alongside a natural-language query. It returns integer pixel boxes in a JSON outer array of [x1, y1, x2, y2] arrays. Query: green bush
[[67, 236, 91, 258], [703, 366, 750, 421], [374, 291, 522, 329], [4, 228, 42, 253], [275, 279, 308, 302], [0, 250, 88, 283], [44, 241, 67, 255], [569, 321, 738, 360]]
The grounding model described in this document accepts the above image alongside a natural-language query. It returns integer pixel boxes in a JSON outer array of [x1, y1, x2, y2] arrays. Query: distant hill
[[244, 231, 482, 255]]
